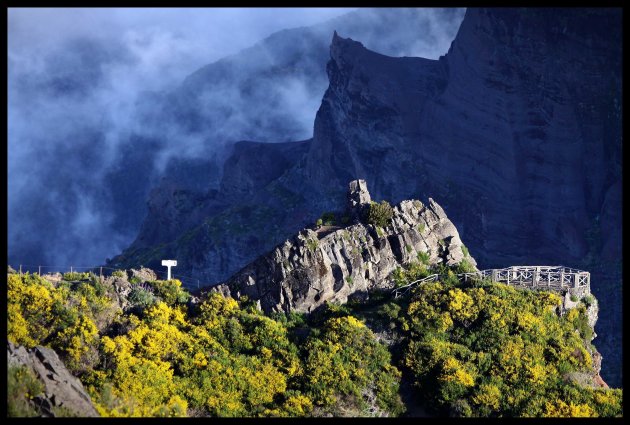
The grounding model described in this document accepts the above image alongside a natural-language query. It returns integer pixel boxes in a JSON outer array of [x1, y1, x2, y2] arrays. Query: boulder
[[7, 341, 99, 417]]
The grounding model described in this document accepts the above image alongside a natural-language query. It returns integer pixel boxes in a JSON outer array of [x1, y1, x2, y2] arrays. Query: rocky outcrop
[[560, 295, 608, 389], [7, 341, 99, 417], [213, 180, 475, 313], [347, 179, 371, 222]]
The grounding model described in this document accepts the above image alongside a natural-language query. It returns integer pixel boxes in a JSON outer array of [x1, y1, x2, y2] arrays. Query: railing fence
[[392, 265, 591, 298]]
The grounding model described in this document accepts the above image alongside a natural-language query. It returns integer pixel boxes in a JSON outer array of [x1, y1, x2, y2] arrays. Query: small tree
[[365, 201, 393, 228]]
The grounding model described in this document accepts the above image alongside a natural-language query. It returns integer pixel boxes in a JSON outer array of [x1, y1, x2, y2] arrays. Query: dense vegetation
[[7, 271, 402, 417], [7, 262, 622, 417], [371, 265, 623, 417]]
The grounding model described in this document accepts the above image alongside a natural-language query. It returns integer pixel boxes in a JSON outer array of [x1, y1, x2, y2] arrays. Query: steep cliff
[[302, 10, 621, 269]]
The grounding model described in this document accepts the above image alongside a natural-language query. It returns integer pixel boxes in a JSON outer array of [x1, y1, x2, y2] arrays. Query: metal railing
[[392, 265, 590, 298]]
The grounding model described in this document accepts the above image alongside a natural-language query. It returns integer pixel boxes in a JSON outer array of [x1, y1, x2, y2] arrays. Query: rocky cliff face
[[212, 180, 475, 313], [112, 8, 621, 386], [303, 9, 621, 270], [8, 341, 99, 417]]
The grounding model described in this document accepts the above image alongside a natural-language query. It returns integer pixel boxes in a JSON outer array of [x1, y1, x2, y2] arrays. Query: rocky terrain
[[110, 8, 621, 386], [213, 180, 475, 313], [8, 341, 99, 417]]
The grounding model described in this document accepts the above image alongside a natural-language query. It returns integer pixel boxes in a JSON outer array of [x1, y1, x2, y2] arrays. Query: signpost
[[161, 260, 177, 281]]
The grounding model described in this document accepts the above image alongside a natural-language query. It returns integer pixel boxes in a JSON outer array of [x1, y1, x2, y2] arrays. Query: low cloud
[[8, 7, 465, 270]]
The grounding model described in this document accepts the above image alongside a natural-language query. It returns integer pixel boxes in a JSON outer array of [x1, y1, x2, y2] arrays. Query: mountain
[[110, 8, 622, 386]]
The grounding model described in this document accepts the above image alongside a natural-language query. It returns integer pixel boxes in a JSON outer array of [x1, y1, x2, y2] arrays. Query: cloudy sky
[[7, 8, 465, 270], [8, 8, 357, 90]]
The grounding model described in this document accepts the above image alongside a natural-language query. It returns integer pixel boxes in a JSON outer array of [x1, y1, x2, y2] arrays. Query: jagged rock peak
[[330, 31, 368, 67], [212, 181, 475, 314], [346, 179, 371, 221]]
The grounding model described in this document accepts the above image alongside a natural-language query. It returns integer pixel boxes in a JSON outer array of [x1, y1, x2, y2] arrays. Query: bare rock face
[[347, 179, 372, 221], [7, 341, 99, 417], [213, 181, 475, 313]]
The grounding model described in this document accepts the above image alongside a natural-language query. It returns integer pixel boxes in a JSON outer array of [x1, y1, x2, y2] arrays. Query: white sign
[[161, 259, 177, 280]]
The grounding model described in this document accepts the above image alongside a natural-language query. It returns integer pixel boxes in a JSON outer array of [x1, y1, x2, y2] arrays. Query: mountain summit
[[212, 180, 475, 314]]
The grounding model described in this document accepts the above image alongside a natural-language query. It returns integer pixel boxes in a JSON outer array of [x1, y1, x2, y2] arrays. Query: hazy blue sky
[[8, 8, 357, 88]]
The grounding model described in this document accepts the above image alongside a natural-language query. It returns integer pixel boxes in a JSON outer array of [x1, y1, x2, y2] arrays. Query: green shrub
[[456, 259, 476, 274], [345, 276, 354, 286], [417, 223, 426, 233], [417, 251, 430, 265], [306, 238, 319, 252], [128, 286, 157, 310], [111, 270, 126, 278], [570, 294, 578, 302], [379, 302, 402, 321], [8, 365, 44, 417], [63, 272, 89, 282], [320, 212, 336, 226], [365, 201, 393, 228], [302, 316, 404, 415], [582, 294, 595, 307], [461, 244, 469, 257], [315, 218, 323, 227], [406, 244, 413, 253], [149, 279, 190, 306]]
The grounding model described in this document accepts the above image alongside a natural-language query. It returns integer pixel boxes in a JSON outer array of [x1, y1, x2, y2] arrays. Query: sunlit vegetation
[[365, 200, 393, 228], [7, 272, 403, 417], [386, 268, 623, 417], [6, 263, 622, 417], [8, 365, 45, 417]]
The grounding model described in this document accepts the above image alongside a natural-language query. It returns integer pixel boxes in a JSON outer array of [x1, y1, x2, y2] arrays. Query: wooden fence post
[[19, 265, 22, 276]]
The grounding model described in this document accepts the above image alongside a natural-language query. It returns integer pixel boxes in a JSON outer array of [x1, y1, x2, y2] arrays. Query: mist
[[8, 7, 465, 270]]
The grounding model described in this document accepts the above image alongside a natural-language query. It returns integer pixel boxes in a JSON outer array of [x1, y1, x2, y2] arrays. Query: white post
[[161, 260, 177, 281]]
